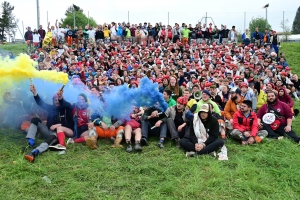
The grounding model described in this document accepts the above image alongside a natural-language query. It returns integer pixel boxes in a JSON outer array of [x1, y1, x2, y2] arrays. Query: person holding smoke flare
[[24, 84, 74, 162]]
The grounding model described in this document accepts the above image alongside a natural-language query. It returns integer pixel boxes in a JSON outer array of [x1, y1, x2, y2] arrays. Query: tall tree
[[292, 6, 300, 34], [0, 1, 17, 42], [65, 4, 83, 16], [62, 11, 97, 29], [249, 17, 272, 34]]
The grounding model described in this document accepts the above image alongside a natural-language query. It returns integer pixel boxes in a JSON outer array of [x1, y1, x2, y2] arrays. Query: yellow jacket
[[256, 90, 267, 110]]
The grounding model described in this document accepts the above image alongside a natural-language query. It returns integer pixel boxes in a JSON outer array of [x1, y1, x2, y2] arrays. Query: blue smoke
[[0, 76, 167, 129]]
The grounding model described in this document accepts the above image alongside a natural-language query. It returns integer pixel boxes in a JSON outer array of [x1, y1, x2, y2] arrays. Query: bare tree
[[280, 19, 291, 42]]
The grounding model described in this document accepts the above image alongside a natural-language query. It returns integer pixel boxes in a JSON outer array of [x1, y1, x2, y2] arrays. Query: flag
[[262, 3, 269, 9]]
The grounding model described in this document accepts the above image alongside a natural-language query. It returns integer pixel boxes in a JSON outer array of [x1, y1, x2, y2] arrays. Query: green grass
[[0, 43, 300, 199], [0, 43, 27, 56]]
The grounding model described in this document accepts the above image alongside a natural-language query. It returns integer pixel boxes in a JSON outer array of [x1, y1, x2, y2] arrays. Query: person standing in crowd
[[38, 25, 46, 48], [252, 27, 262, 46], [270, 30, 280, 55], [24, 27, 33, 52], [242, 29, 251, 46]]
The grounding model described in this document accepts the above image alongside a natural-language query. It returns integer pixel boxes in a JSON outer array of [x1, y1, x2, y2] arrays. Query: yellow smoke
[[0, 54, 68, 84]]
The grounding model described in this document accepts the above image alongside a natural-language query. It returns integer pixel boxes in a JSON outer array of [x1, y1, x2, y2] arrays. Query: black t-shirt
[[174, 109, 184, 128], [292, 79, 300, 90], [67, 30, 73, 36]]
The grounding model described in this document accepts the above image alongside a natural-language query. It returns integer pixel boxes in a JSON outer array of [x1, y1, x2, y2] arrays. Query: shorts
[[78, 125, 88, 136]]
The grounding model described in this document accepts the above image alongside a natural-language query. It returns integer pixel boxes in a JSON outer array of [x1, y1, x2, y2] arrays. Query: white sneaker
[[49, 144, 66, 150], [186, 151, 196, 157], [278, 136, 284, 140], [67, 138, 74, 145]]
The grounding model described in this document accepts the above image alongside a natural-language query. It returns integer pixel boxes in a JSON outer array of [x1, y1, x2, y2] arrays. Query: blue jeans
[[141, 120, 167, 139]]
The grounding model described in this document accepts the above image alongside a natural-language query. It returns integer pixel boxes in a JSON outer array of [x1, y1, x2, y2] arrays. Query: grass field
[[0, 43, 300, 199]]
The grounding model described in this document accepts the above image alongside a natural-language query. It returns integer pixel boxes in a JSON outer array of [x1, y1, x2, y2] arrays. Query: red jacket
[[232, 110, 258, 137]]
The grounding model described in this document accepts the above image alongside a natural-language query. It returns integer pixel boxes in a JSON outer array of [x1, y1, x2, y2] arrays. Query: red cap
[[205, 82, 212, 87], [240, 83, 248, 88], [277, 65, 283, 69]]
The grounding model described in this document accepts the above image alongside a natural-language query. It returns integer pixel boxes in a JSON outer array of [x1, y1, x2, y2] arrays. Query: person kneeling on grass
[[180, 104, 224, 157], [231, 100, 268, 145], [124, 107, 144, 153]]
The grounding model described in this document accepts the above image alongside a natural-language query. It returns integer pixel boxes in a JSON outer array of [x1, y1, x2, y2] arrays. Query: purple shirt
[[257, 100, 293, 126]]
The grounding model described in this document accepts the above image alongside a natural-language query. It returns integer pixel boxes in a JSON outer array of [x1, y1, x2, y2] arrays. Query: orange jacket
[[223, 97, 244, 120]]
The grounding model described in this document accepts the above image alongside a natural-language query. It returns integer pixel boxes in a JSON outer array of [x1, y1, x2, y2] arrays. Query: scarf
[[193, 113, 208, 144]]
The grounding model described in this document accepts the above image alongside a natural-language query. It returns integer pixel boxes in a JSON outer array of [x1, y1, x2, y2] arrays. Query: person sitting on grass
[[231, 100, 268, 145], [24, 85, 74, 162], [165, 96, 189, 147], [277, 87, 299, 117], [124, 107, 144, 153], [141, 105, 168, 148], [257, 91, 300, 144], [180, 104, 224, 157]]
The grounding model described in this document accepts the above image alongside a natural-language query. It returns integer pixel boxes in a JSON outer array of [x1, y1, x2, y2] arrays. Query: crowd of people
[[2, 20, 300, 163]]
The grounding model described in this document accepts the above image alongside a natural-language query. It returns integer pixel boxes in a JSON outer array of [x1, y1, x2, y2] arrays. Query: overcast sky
[[5, 0, 299, 39]]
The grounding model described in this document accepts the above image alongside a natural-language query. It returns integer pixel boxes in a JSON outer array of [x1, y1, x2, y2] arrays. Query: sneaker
[[134, 142, 143, 152], [157, 142, 164, 148], [278, 136, 284, 140], [24, 150, 38, 163], [174, 138, 180, 148], [186, 151, 196, 157], [126, 143, 133, 153], [67, 138, 74, 145], [49, 144, 66, 151], [140, 138, 149, 146], [86, 136, 98, 149]]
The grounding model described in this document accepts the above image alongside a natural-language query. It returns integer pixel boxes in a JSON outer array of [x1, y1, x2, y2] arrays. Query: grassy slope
[[0, 43, 300, 200], [0, 43, 27, 55]]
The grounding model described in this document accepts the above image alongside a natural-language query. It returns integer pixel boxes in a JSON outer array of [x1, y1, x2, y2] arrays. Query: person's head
[[90, 86, 100, 97], [278, 88, 285, 97], [77, 93, 88, 109], [267, 91, 278, 105], [163, 89, 172, 101], [169, 76, 177, 87], [255, 27, 258, 31], [240, 83, 248, 93], [201, 90, 211, 102], [231, 88, 241, 101], [176, 96, 188, 111], [198, 103, 210, 121], [52, 93, 60, 107], [240, 100, 252, 114], [183, 89, 191, 99]]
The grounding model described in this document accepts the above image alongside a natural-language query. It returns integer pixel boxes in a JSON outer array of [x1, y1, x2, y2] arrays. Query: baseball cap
[[199, 104, 210, 113]]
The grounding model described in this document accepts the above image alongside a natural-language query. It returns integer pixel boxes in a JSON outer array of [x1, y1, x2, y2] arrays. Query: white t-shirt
[[110, 26, 117, 36], [87, 30, 96, 38], [57, 28, 65, 37], [51, 29, 57, 38], [32, 34, 40, 43]]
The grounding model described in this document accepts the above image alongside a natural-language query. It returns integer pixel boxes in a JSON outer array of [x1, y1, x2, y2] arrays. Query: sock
[[28, 138, 35, 146], [57, 132, 66, 146], [136, 140, 140, 144], [159, 138, 164, 143], [126, 140, 131, 144], [32, 149, 39, 155], [74, 137, 85, 143]]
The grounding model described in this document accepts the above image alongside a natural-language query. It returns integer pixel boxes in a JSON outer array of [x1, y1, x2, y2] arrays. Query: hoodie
[[278, 87, 294, 108]]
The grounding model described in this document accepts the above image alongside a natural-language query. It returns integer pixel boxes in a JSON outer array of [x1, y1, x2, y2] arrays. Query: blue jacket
[[251, 31, 263, 40], [278, 61, 289, 68], [117, 26, 123, 36]]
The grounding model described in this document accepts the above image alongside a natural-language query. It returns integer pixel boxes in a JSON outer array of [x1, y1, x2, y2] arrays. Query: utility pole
[[36, 0, 40, 28], [128, 11, 129, 23], [74, 11, 76, 28], [88, 11, 89, 25]]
